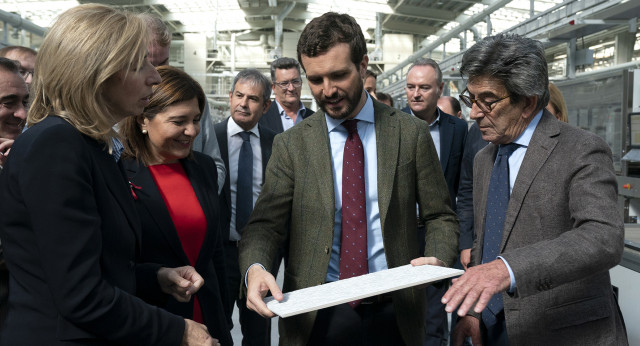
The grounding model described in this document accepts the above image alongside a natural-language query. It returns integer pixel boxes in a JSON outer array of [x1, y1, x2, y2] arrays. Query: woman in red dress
[[120, 66, 232, 346]]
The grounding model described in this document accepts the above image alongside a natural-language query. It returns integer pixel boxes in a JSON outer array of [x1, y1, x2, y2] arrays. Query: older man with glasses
[[259, 57, 315, 134], [443, 33, 627, 346], [0, 46, 36, 88]]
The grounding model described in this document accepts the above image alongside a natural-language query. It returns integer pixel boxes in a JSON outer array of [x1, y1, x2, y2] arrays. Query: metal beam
[[382, 20, 439, 36], [392, 5, 457, 22], [0, 9, 46, 37]]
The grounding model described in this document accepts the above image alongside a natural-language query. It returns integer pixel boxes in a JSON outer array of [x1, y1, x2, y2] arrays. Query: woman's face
[[141, 97, 201, 165], [103, 58, 161, 123]]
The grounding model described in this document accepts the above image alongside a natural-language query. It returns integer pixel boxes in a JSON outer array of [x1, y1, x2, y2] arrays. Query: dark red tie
[[339, 119, 368, 307]]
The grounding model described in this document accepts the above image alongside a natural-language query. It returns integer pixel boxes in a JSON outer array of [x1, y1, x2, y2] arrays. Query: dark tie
[[339, 119, 368, 308], [236, 131, 253, 235], [481, 142, 519, 328]]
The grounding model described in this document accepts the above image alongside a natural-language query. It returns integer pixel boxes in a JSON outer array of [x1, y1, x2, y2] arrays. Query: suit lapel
[[500, 111, 559, 251], [438, 113, 453, 173], [303, 111, 335, 219], [181, 158, 216, 268], [373, 103, 399, 233], [92, 144, 142, 246], [126, 160, 191, 264], [215, 118, 232, 212], [258, 125, 273, 184]]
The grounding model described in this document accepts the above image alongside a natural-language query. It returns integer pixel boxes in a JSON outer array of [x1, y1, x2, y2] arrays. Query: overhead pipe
[[271, 2, 296, 58], [0, 9, 46, 38]]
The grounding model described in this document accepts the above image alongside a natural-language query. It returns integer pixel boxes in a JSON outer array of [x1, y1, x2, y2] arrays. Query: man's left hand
[[441, 259, 510, 316], [158, 266, 205, 302], [410, 257, 445, 267]]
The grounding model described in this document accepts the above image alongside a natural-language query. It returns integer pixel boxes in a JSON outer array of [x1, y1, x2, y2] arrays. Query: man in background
[[403, 58, 467, 346], [364, 69, 377, 99], [0, 57, 29, 327], [259, 57, 314, 134], [215, 68, 277, 346], [0, 46, 36, 87], [438, 96, 462, 119]]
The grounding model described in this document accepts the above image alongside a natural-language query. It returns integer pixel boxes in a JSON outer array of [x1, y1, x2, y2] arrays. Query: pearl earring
[[142, 129, 148, 135]]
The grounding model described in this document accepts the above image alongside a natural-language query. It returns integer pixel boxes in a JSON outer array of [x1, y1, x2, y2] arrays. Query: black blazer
[[122, 152, 233, 346], [401, 107, 467, 209], [258, 101, 314, 134], [0, 116, 184, 346], [214, 118, 277, 241]]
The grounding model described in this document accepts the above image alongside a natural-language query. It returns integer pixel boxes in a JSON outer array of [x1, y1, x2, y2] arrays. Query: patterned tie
[[481, 142, 519, 327], [236, 131, 253, 235], [339, 119, 368, 308]]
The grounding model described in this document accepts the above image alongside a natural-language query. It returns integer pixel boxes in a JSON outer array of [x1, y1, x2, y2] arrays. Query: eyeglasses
[[275, 79, 302, 89], [19, 70, 33, 79], [459, 88, 510, 113]]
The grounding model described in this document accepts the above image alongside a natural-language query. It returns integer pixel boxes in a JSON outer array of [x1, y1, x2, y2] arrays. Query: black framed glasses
[[19, 69, 33, 79], [275, 79, 302, 89], [459, 88, 509, 113]]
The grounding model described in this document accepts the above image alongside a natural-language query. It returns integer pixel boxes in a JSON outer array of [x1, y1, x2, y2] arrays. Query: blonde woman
[[547, 82, 569, 123], [0, 5, 216, 346]]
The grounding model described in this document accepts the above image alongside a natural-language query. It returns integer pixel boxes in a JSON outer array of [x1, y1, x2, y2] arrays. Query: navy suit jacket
[[0, 116, 184, 345], [214, 118, 277, 241], [402, 106, 468, 209], [258, 101, 314, 134], [122, 153, 233, 346]]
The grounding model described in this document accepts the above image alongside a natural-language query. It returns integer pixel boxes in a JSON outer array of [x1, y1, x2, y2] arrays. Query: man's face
[[405, 65, 443, 120], [301, 43, 367, 120], [0, 69, 28, 139], [4, 51, 35, 86], [148, 42, 170, 67], [364, 75, 377, 98], [437, 97, 461, 118], [229, 80, 271, 131], [272, 68, 302, 108], [467, 77, 533, 144]]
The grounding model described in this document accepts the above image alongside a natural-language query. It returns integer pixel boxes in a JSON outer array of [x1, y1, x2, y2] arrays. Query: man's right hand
[[451, 315, 482, 346], [181, 319, 218, 346], [246, 264, 283, 318]]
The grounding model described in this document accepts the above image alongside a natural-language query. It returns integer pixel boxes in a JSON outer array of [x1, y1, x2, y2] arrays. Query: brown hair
[[119, 65, 206, 165], [297, 12, 366, 70]]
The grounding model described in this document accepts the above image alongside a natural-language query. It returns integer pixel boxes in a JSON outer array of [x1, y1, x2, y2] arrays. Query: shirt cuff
[[245, 263, 266, 287], [497, 256, 516, 293]]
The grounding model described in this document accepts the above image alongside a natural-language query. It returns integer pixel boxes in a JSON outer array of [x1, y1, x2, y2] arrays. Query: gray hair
[[231, 68, 272, 104], [407, 58, 442, 85], [270, 57, 301, 81], [140, 13, 170, 47], [460, 33, 549, 112]]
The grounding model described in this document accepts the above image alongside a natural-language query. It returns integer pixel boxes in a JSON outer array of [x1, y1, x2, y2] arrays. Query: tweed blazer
[[471, 110, 627, 345], [239, 100, 459, 346]]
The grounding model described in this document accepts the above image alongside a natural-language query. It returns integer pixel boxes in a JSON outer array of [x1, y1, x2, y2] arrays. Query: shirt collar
[[228, 116, 260, 138], [409, 107, 440, 126], [325, 92, 375, 133], [275, 99, 306, 116], [512, 109, 543, 148]]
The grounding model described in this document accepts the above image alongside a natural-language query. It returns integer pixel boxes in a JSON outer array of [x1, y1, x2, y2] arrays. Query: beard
[[315, 79, 364, 120]]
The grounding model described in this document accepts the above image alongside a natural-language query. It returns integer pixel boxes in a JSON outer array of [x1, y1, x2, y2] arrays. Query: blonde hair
[[28, 4, 150, 151], [548, 83, 568, 123], [120, 66, 205, 166]]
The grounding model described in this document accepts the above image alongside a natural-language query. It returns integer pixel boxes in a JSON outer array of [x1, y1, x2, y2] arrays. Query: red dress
[[149, 163, 206, 323]]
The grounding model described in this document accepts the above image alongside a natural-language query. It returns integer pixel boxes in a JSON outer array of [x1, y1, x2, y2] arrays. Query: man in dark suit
[[0, 57, 28, 329], [214, 68, 277, 346], [403, 58, 468, 346], [240, 12, 459, 345], [443, 33, 627, 345], [258, 57, 314, 134]]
